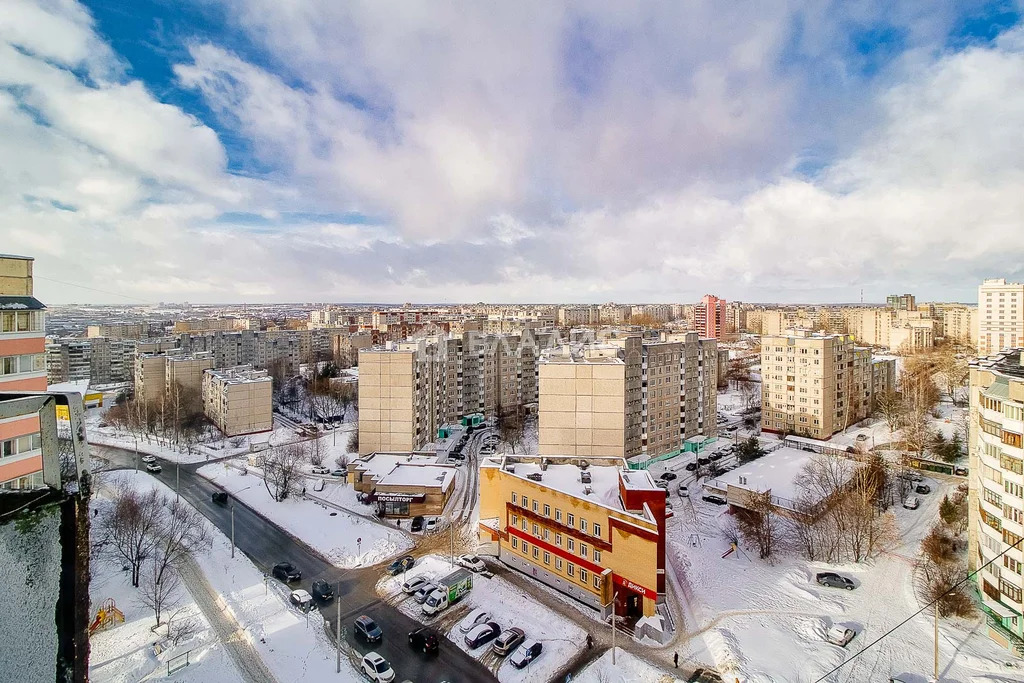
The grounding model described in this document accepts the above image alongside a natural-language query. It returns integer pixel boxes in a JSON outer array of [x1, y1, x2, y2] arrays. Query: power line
[[814, 532, 1023, 682], [34, 275, 150, 303]]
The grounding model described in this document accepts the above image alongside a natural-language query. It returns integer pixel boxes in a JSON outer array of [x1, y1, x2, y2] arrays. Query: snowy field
[[576, 648, 684, 683], [666, 474, 1019, 682], [93, 470, 363, 683], [377, 554, 586, 683], [197, 460, 413, 567]]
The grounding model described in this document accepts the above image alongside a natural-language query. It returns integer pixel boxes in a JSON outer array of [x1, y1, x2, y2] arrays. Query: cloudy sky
[[2, 1, 1023, 305]]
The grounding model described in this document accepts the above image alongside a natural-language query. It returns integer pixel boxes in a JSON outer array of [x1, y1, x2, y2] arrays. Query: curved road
[[92, 444, 495, 683]]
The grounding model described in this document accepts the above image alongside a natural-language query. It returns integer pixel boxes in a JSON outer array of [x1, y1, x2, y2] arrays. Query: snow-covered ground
[[576, 648, 684, 683], [197, 460, 413, 567], [667, 473, 1019, 682], [93, 470, 363, 683], [377, 554, 586, 683]]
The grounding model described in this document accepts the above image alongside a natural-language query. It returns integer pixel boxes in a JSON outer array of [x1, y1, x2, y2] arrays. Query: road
[[92, 444, 496, 683]]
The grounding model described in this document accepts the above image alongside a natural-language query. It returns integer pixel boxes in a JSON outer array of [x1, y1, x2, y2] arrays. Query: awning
[[983, 597, 1019, 619]]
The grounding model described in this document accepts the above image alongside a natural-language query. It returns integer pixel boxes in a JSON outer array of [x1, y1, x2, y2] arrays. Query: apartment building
[[357, 331, 554, 455], [134, 351, 214, 404], [478, 455, 667, 620], [86, 322, 153, 340], [0, 254, 47, 489], [175, 329, 309, 373], [46, 337, 136, 385], [172, 317, 250, 333], [761, 330, 894, 439], [202, 365, 272, 436], [942, 305, 979, 348], [967, 348, 1024, 651], [979, 279, 1024, 357], [557, 305, 601, 327], [538, 332, 717, 460], [331, 330, 379, 365], [886, 293, 917, 311], [695, 294, 726, 339]]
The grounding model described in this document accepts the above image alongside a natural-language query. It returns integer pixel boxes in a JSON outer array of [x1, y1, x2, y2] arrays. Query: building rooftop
[[0, 296, 45, 310], [539, 343, 625, 364], [711, 446, 854, 504], [0, 254, 34, 261], [972, 348, 1024, 380], [206, 365, 271, 384], [352, 452, 446, 478], [377, 464, 456, 492]]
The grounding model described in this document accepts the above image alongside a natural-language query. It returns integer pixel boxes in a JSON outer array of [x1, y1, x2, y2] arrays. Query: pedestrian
[[302, 486, 306, 495], [674, 651, 678, 668], [586, 634, 593, 649]]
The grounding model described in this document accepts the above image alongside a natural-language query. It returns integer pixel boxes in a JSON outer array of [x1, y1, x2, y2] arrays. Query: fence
[[167, 650, 191, 675]]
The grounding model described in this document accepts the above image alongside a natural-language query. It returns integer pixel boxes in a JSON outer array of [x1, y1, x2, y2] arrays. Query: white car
[[289, 589, 313, 609], [425, 518, 439, 533], [402, 575, 431, 594], [141, 455, 156, 463], [456, 554, 487, 572], [903, 496, 920, 510], [678, 484, 689, 497], [458, 607, 492, 633], [311, 465, 330, 475], [826, 625, 856, 647], [360, 652, 395, 683], [145, 462, 161, 473]]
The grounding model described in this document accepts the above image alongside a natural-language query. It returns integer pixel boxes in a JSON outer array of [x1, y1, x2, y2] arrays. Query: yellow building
[[478, 455, 666, 620], [202, 366, 272, 437]]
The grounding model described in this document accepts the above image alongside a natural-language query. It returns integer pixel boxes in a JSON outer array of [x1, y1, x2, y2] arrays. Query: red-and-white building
[[695, 294, 726, 339]]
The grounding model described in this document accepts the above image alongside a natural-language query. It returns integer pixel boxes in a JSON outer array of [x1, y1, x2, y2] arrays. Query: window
[[543, 529, 550, 541], [580, 543, 588, 558], [567, 563, 575, 577], [580, 568, 588, 584], [593, 549, 601, 563], [543, 552, 550, 565], [1004, 529, 1023, 547], [1001, 578, 1022, 604], [555, 509, 562, 522], [567, 513, 575, 527], [532, 523, 539, 536], [0, 354, 44, 376], [555, 533, 562, 547], [594, 575, 601, 589], [511, 537, 518, 549], [533, 500, 539, 513], [556, 558, 563, 570], [580, 519, 588, 533], [544, 504, 551, 517], [522, 495, 528, 508], [512, 493, 517, 505], [567, 538, 575, 551], [1004, 555, 1023, 575], [521, 518, 527, 531], [1, 433, 42, 459], [511, 514, 518, 527], [522, 541, 529, 554], [533, 546, 539, 560]]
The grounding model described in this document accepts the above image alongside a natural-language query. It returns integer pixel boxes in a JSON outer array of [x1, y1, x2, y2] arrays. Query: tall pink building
[[695, 294, 726, 339]]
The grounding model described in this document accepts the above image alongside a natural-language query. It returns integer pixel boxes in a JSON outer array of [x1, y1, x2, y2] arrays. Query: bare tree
[[734, 491, 782, 561], [498, 408, 526, 454], [874, 389, 904, 442], [150, 497, 210, 588], [262, 442, 305, 501], [102, 484, 163, 587], [934, 345, 970, 406], [738, 379, 759, 412], [166, 607, 201, 645], [137, 558, 182, 626], [348, 429, 359, 454], [308, 435, 325, 466]]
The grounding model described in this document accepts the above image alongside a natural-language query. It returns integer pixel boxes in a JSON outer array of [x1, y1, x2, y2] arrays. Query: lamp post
[[231, 505, 235, 558], [134, 436, 139, 472], [603, 591, 618, 665], [336, 588, 343, 673]]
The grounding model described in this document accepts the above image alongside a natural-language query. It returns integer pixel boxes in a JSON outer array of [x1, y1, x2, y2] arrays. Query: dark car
[[408, 627, 439, 655], [411, 516, 425, 532], [509, 640, 543, 669], [709, 452, 724, 461], [816, 572, 856, 590], [697, 456, 711, 465], [915, 484, 931, 495], [211, 491, 229, 505], [701, 494, 727, 506], [386, 555, 416, 575], [464, 621, 502, 649], [272, 561, 301, 582], [660, 472, 677, 481], [354, 615, 383, 643], [685, 462, 698, 472], [311, 579, 334, 601]]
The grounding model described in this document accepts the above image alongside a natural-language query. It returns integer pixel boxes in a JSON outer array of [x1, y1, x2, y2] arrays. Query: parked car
[[311, 465, 330, 475], [330, 469, 346, 477], [402, 575, 431, 594], [311, 579, 334, 601], [360, 652, 395, 682], [660, 471, 677, 481], [816, 572, 855, 590], [386, 556, 415, 575], [141, 455, 156, 463], [655, 480, 670, 490], [685, 462, 698, 472], [903, 496, 920, 510], [697, 456, 711, 465], [408, 627, 439, 655], [273, 561, 301, 582], [492, 627, 525, 656], [211, 491, 229, 505], [825, 625, 856, 647], [413, 583, 438, 604], [915, 484, 931, 495], [425, 518, 439, 533], [509, 640, 543, 669], [289, 589, 313, 609], [458, 608, 492, 633], [145, 462, 162, 473], [677, 484, 689, 497], [464, 622, 502, 649], [702, 494, 727, 506], [354, 615, 383, 643], [411, 515, 425, 532], [456, 554, 487, 572], [709, 453, 724, 461], [904, 472, 923, 482]]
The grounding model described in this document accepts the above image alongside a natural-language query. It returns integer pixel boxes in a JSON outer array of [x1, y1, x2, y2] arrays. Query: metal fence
[[167, 650, 191, 675]]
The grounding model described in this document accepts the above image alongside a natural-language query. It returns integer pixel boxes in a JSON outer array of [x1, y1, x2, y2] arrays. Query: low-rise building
[[202, 365, 272, 436], [478, 455, 667, 620], [347, 452, 457, 518]]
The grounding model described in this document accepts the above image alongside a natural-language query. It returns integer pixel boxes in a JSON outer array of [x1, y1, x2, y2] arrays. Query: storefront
[[347, 452, 456, 519]]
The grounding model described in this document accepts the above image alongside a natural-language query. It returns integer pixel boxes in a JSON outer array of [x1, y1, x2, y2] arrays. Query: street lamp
[[231, 505, 235, 558]]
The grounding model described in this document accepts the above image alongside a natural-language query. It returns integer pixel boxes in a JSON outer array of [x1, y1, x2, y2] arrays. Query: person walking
[[674, 651, 679, 668]]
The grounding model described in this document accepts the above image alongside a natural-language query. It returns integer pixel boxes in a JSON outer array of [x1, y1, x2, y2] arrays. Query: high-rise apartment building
[[46, 337, 136, 385], [979, 279, 1024, 357], [886, 293, 917, 311], [967, 348, 1024, 650], [133, 351, 214, 404], [0, 254, 47, 489], [538, 333, 717, 459], [202, 365, 273, 436], [760, 330, 894, 440], [86, 322, 153, 340], [358, 331, 554, 455], [695, 294, 726, 339]]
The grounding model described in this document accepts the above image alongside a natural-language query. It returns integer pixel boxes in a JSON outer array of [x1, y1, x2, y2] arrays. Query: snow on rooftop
[[714, 446, 852, 502], [378, 464, 455, 491], [46, 379, 91, 395], [353, 452, 442, 478]]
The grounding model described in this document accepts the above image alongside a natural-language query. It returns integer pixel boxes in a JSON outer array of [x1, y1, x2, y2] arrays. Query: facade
[[347, 452, 456, 518], [760, 330, 893, 440], [979, 279, 1024, 357], [886, 294, 917, 311], [538, 332, 717, 460], [133, 351, 213, 404], [86, 322, 152, 340], [0, 254, 47, 489], [695, 294, 726, 339], [967, 348, 1024, 650], [942, 305, 979, 349], [202, 366, 272, 436], [46, 337, 135, 385], [478, 455, 667, 619], [175, 328, 342, 373]]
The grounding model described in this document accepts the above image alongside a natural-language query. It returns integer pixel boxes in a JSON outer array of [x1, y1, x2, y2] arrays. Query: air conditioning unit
[[505, 464, 516, 473], [540, 458, 549, 471], [579, 460, 590, 470], [527, 473, 543, 482], [584, 486, 593, 495], [580, 471, 592, 484]]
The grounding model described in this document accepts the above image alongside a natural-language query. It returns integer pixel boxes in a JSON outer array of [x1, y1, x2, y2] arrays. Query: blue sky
[[2, 1, 1023, 304]]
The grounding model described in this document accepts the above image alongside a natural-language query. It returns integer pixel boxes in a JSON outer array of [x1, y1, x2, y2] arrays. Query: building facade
[[0, 254, 47, 489], [46, 337, 136, 385], [967, 348, 1024, 650], [695, 294, 726, 339], [202, 365, 272, 436], [886, 294, 917, 311], [134, 351, 214, 404], [478, 455, 667, 619], [979, 279, 1024, 357], [86, 322, 153, 340]]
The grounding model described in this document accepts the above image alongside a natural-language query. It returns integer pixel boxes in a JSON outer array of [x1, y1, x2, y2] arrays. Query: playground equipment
[[88, 598, 125, 636]]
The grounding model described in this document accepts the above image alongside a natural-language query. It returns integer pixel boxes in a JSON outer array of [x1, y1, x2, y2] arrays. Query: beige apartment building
[[979, 279, 1024, 357], [538, 332, 717, 460], [133, 351, 214, 404], [202, 366, 272, 436], [86, 323, 153, 340], [358, 341, 438, 454], [761, 330, 894, 439]]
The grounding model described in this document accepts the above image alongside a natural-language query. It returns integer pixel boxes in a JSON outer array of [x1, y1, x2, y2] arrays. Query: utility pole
[[450, 521, 455, 566], [611, 591, 617, 664], [231, 505, 235, 558], [134, 436, 139, 472], [336, 584, 342, 673], [176, 460, 180, 502], [934, 601, 939, 680]]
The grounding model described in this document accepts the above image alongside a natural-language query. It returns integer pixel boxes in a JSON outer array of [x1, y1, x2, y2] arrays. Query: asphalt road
[[92, 444, 496, 683]]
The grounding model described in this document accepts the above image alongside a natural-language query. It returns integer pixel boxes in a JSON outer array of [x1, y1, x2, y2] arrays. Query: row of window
[[510, 514, 603, 562], [0, 311, 43, 334], [0, 353, 45, 376], [511, 492, 603, 539], [0, 470, 44, 490], [510, 535, 601, 590], [1, 432, 42, 460]]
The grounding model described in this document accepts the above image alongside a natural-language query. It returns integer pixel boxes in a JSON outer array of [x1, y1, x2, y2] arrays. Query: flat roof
[[714, 446, 852, 502], [0, 296, 45, 310], [377, 464, 455, 492], [352, 452, 444, 479], [0, 254, 33, 261]]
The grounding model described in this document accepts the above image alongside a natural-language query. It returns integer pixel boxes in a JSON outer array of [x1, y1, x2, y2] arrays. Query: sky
[[2, 0, 1024, 305]]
